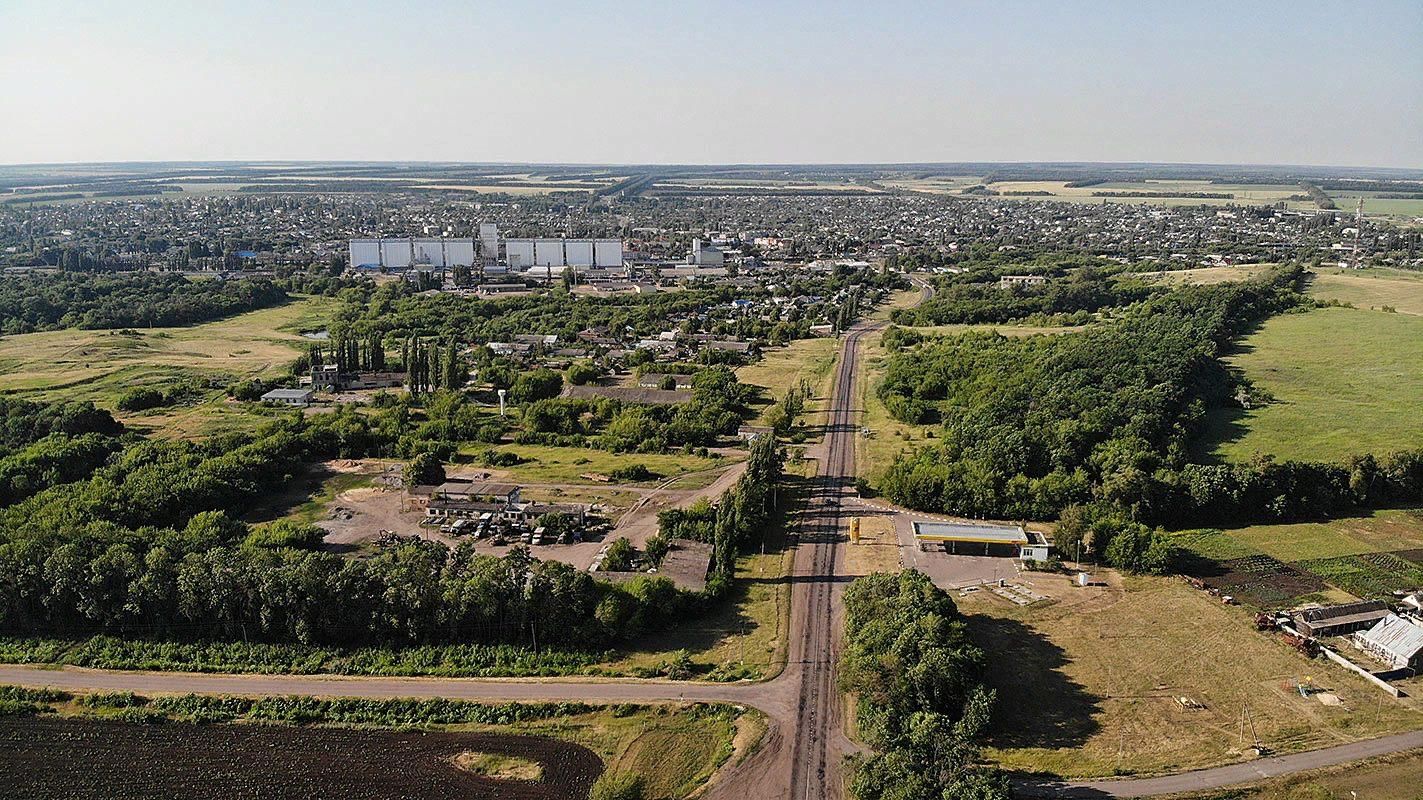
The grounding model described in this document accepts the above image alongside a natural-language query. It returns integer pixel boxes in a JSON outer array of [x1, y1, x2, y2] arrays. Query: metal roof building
[[1291, 600, 1390, 638], [1353, 614, 1423, 670]]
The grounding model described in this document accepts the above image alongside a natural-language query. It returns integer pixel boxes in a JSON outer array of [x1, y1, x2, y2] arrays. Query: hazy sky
[[2, 0, 1420, 167]]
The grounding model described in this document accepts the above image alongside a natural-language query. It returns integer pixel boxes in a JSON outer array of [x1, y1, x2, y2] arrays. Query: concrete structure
[[1353, 614, 1423, 670], [689, 238, 725, 266], [910, 521, 1050, 560], [505, 239, 535, 270], [564, 239, 595, 267], [594, 239, 623, 267], [999, 274, 1047, 288], [260, 388, 314, 407], [1292, 600, 1391, 638]]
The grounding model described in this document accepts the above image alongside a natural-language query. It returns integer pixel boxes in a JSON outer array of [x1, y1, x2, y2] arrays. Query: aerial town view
[[0, 2, 1421, 799]]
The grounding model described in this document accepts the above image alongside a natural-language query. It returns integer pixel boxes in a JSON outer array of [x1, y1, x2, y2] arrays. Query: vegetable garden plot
[[1295, 552, 1423, 600], [1199, 555, 1328, 607], [0, 716, 601, 800]]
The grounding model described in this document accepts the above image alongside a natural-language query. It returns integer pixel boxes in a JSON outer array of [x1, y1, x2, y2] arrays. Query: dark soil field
[[1197, 554, 1327, 607], [0, 716, 602, 799]]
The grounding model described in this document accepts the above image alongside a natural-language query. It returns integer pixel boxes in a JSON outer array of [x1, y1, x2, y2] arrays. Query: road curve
[[1017, 728, 1423, 798], [5, 283, 1421, 798]]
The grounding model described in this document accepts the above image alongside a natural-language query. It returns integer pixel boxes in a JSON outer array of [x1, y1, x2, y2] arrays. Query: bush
[[602, 537, 637, 572], [115, 387, 167, 412], [243, 520, 327, 550], [405, 452, 446, 488], [590, 772, 645, 800], [609, 463, 655, 482]]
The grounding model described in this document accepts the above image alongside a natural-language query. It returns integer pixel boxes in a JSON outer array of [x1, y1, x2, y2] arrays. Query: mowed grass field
[[970, 575, 1423, 778], [1309, 267, 1423, 316], [736, 335, 840, 429], [1200, 306, 1423, 463], [462, 442, 736, 487], [0, 296, 332, 404]]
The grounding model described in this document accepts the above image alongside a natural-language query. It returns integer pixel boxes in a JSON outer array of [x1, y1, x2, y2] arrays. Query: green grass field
[[736, 336, 840, 427], [1309, 267, 1423, 316], [458, 443, 735, 487], [1200, 306, 1423, 463], [0, 296, 334, 437]]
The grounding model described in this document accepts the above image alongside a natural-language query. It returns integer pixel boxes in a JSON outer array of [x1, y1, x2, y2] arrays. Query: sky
[[1, 0, 1420, 168]]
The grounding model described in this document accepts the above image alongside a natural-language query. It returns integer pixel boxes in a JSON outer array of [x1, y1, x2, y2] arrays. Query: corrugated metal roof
[[1358, 614, 1423, 659], [1295, 600, 1388, 624]]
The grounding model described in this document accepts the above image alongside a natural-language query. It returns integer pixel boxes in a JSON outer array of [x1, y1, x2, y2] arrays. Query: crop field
[[1174, 509, 1423, 604], [962, 179, 1315, 208], [0, 692, 743, 800], [1308, 267, 1423, 316], [0, 296, 333, 436], [1326, 191, 1423, 219], [967, 574, 1423, 779], [1, 716, 600, 800], [1199, 306, 1423, 463]]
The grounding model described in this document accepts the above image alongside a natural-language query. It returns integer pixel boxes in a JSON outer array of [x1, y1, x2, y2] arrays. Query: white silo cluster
[[348, 224, 623, 273]]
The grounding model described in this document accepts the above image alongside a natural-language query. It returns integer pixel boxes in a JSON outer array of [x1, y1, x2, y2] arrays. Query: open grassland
[[736, 336, 840, 427], [463, 443, 735, 487], [1308, 267, 1423, 316], [970, 575, 1423, 779], [1197, 509, 1423, 564], [1201, 307, 1423, 463], [1139, 264, 1276, 286], [0, 296, 333, 423], [1172, 748, 1423, 800], [489, 704, 743, 799]]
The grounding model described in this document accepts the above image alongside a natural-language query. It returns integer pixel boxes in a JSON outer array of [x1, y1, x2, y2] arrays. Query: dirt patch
[[0, 716, 600, 800], [452, 751, 544, 781]]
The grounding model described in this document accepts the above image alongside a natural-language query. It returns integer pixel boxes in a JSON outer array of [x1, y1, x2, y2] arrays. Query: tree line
[[877, 264, 1423, 570], [840, 571, 1011, 800], [0, 273, 289, 334]]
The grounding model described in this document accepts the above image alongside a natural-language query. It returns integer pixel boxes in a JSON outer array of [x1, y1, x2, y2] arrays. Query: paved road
[[6, 284, 1423, 798], [0, 324, 873, 800], [1017, 729, 1423, 797]]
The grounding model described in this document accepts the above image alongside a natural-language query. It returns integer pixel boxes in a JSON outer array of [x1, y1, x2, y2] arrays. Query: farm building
[[1291, 600, 1390, 638], [1352, 614, 1423, 670], [260, 388, 314, 407], [912, 521, 1050, 561], [432, 480, 521, 505]]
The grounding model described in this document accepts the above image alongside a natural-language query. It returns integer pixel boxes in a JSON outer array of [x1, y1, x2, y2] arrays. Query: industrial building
[[350, 224, 622, 274], [1291, 600, 1391, 638], [1352, 614, 1423, 670], [911, 521, 1050, 561]]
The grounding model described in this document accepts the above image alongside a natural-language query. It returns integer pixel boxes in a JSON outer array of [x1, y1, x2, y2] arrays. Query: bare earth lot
[[0, 716, 601, 800]]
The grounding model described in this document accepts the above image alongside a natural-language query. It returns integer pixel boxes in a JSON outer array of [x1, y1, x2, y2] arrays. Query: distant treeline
[[890, 266, 1160, 326], [0, 272, 288, 333], [1092, 191, 1233, 199]]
